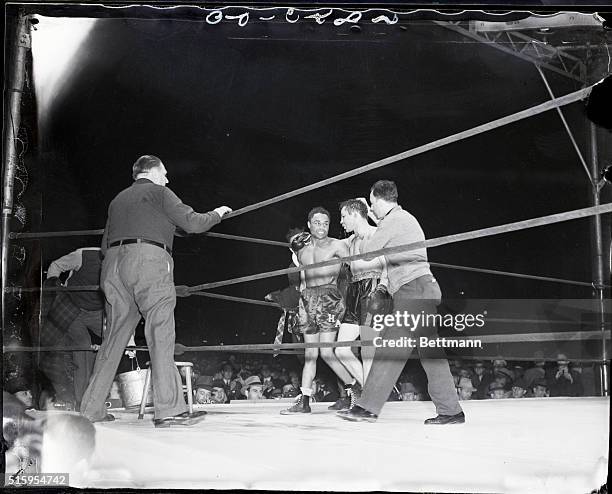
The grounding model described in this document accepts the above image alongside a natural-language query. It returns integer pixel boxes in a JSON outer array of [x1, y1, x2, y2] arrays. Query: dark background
[[12, 7, 612, 348]]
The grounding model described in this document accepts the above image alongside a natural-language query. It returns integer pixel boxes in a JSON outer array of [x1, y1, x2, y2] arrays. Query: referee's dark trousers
[[81, 243, 187, 421], [356, 275, 462, 417]]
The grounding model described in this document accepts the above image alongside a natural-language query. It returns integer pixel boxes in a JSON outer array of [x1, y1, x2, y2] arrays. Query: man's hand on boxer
[[214, 206, 233, 217]]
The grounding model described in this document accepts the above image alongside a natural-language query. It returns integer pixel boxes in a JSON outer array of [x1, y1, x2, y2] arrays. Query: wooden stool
[[137, 361, 194, 419]]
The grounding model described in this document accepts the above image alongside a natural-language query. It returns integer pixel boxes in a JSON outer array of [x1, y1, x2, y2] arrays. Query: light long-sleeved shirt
[[47, 247, 104, 310], [101, 178, 221, 254], [363, 205, 432, 295]]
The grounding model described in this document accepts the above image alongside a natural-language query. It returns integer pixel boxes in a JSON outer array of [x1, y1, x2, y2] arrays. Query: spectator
[[242, 376, 265, 401], [260, 365, 282, 399], [531, 378, 549, 398], [493, 367, 514, 391], [5, 377, 34, 410], [194, 375, 214, 404], [282, 383, 300, 398], [228, 354, 241, 373], [457, 377, 476, 401], [448, 359, 461, 374], [471, 361, 492, 400], [219, 364, 234, 388], [510, 379, 528, 398], [488, 381, 507, 399], [512, 364, 525, 382], [278, 369, 289, 385], [548, 353, 583, 397], [216, 364, 242, 400], [524, 351, 547, 388], [289, 374, 300, 390], [312, 379, 340, 403], [571, 362, 596, 396], [399, 382, 422, 402], [211, 381, 229, 404], [492, 359, 507, 373], [2, 390, 37, 473], [179, 366, 196, 388]]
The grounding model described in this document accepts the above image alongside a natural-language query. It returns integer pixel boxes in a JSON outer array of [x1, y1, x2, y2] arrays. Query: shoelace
[[349, 391, 357, 409], [287, 394, 302, 410]]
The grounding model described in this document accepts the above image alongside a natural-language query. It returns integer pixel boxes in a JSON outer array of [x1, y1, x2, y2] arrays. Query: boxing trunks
[[342, 272, 392, 326], [297, 284, 346, 334]]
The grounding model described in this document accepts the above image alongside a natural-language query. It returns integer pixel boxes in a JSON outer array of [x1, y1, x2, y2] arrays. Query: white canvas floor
[[39, 397, 609, 492]]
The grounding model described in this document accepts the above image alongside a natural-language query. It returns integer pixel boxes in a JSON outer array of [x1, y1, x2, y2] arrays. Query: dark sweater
[[67, 249, 104, 310], [101, 179, 221, 254]]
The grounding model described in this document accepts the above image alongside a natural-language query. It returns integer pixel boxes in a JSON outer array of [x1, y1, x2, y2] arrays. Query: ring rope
[[221, 85, 593, 219], [10, 229, 287, 248], [428, 262, 606, 288], [8, 86, 593, 240], [188, 291, 279, 307], [4, 330, 609, 354], [6, 203, 611, 296], [6, 259, 606, 294], [186, 202, 612, 292]]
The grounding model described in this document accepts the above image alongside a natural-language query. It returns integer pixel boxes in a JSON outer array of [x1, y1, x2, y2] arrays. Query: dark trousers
[[67, 308, 103, 406], [80, 243, 187, 421], [357, 275, 462, 417], [39, 351, 74, 404]]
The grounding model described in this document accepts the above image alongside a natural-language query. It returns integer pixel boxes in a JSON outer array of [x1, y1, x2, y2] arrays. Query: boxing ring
[[27, 397, 608, 491], [2, 5, 611, 492]]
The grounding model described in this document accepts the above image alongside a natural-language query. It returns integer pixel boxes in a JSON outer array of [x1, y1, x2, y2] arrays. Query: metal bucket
[[117, 369, 153, 409]]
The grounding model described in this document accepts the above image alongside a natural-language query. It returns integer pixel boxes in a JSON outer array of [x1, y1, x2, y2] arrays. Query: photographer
[[548, 353, 583, 397]]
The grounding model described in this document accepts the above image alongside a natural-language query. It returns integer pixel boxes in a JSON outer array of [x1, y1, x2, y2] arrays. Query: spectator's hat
[[556, 353, 570, 365], [242, 375, 263, 396], [473, 360, 486, 369], [493, 358, 507, 367], [488, 381, 505, 392], [494, 367, 514, 381], [512, 378, 528, 390], [458, 377, 476, 391], [400, 382, 417, 393], [533, 378, 549, 389], [211, 379, 226, 390], [195, 375, 214, 392]]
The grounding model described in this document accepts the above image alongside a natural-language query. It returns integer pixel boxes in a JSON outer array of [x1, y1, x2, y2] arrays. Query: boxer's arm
[[334, 239, 350, 259], [339, 235, 354, 248]]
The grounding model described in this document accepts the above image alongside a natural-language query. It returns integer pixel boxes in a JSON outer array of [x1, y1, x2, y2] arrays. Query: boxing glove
[[367, 284, 391, 315], [290, 232, 311, 253]]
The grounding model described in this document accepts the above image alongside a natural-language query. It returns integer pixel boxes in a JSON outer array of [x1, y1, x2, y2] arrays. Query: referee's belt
[[109, 238, 172, 255]]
